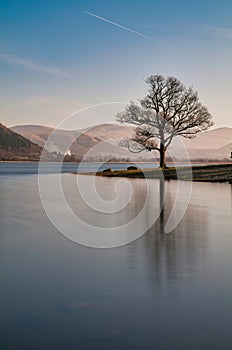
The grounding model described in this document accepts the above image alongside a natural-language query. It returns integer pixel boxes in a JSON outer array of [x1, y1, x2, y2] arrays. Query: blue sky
[[0, 0, 231, 129]]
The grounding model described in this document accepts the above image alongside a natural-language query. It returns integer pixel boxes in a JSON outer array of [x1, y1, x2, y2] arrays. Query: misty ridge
[[10, 123, 232, 162]]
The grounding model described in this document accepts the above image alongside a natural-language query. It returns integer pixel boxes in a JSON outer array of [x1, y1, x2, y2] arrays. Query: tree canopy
[[116, 75, 213, 168]]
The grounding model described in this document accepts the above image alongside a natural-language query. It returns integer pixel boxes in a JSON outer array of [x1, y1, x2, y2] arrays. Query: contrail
[[83, 10, 163, 46]]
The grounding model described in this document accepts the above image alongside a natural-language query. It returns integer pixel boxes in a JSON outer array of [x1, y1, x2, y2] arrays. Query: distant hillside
[[11, 123, 232, 161], [183, 127, 232, 150], [83, 123, 134, 141], [11, 124, 136, 160], [11, 124, 78, 149], [0, 123, 44, 161]]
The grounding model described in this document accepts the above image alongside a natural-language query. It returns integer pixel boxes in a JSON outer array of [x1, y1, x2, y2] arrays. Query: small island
[[73, 163, 232, 183]]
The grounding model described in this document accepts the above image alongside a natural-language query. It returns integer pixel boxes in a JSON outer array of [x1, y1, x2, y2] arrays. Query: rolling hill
[[11, 124, 136, 161], [0, 123, 44, 161], [11, 124, 232, 162]]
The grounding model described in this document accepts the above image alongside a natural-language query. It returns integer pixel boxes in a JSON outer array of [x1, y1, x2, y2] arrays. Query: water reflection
[[146, 212, 207, 280], [1, 167, 232, 350], [159, 178, 165, 233], [230, 183, 232, 207]]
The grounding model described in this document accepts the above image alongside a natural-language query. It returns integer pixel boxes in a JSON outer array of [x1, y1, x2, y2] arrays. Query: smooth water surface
[[0, 161, 195, 176], [0, 161, 156, 176], [0, 163, 232, 349]]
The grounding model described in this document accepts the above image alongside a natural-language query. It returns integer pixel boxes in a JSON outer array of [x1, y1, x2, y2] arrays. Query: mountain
[[11, 124, 232, 161], [0, 123, 44, 161], [11, 123, 134, 144], [11, 124, 136, 161], [180, 128, 232, 161], [11, 124, 78, 149], [83, 123, 134, 141], [183, 127, 232, 150]]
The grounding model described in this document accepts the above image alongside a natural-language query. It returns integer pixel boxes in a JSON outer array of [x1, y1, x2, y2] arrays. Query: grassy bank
[[75, 163, 232, 183]]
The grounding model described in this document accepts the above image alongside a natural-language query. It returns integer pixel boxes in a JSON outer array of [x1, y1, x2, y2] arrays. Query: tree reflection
[[126, 179, 209, 293]]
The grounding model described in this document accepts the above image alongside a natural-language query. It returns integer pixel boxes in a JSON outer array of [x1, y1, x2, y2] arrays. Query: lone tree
[[116, 75, 213, 168]]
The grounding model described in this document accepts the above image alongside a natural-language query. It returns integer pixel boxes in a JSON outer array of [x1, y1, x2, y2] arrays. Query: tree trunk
[[159, 143, 166, 168]]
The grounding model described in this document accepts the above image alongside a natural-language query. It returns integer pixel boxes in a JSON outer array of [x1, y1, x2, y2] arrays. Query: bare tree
[[116, 75, 213, 168]]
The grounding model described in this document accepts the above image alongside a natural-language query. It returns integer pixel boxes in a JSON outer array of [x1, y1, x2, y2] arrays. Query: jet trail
[[83, 10, 163, 46]]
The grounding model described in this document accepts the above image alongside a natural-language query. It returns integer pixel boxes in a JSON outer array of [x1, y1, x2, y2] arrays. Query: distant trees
[[0, 124, 30, 150], [0, 123, 43, 161], [116, 75, 213, 168]]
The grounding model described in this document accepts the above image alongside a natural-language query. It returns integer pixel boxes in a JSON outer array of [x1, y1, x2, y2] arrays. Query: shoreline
[[0, 160, 230, 165], [74, 163, 232, 184]]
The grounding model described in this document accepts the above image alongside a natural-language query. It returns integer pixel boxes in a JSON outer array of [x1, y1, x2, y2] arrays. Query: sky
[[0, 0, 231, 129]]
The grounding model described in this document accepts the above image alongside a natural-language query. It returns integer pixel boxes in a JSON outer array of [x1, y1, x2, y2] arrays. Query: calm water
[[0, 161, 195, 176], [0, 161, 157, 175], [0, 162, 232, 349]]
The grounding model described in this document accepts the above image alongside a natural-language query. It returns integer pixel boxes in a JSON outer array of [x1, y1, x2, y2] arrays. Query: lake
[[0, 162, 232, 349]]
